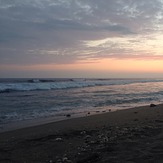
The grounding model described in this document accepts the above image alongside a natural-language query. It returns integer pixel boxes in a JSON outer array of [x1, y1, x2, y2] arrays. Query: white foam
[[0, 78, 163, 93]]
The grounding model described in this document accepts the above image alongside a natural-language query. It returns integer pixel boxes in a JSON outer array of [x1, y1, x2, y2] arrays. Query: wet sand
[[0, 104, 163, 162]]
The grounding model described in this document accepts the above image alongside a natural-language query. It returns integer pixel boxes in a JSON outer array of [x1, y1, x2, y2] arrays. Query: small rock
[[155, 119, 163, 123], [84, 135, 91, 140], [62, 157, 73, 163], [90, 141, 95, 144], [62, 157, 68, 162], [66, 114, 71, 117], [80, 131, 86, 135], [57, 159, 62, 163], [150, 104, 157, 107], [55, 138, 63, 142], [81, 148, 87, 152], [123, 128, 128, 131]]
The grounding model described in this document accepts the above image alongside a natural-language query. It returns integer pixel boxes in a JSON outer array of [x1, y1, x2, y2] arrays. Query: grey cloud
[[0, 0, 163, 65], [101, 24, 134, 34]]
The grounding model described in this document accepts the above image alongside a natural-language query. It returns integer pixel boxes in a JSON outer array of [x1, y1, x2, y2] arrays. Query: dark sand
[[0, 104, 163, 163]]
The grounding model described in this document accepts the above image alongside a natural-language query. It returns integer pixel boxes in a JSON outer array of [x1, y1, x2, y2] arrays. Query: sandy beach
[[0, 104, 163, 163]]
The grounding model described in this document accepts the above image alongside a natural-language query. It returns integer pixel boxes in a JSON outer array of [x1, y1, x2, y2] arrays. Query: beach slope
[[0, 104, 163, 162]]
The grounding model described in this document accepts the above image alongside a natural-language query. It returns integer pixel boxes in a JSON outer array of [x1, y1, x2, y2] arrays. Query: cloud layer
[[0, 0, 163, 66]]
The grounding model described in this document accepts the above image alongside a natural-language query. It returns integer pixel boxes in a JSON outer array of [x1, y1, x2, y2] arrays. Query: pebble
[[84, 135, 91, 140], [80, 131, 86, 135], [62, 157, 68, 162], [56, 159, 62, 163], [53, 119, 161, 163], [150, 103, 157, 107], [55, 138, 63, 142], [90, 140, 96, 144]]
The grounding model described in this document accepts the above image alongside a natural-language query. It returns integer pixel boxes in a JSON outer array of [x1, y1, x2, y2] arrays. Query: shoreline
[[1, 104, 163, 162], [0, 103, 152, 133], [0, 105, 125, 133]]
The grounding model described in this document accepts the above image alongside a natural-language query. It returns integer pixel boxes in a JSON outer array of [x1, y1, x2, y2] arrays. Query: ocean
[[0, 78, 163, 131]]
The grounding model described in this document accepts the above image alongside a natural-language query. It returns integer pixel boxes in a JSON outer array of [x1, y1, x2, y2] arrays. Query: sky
[[0, 0, 163, 78]]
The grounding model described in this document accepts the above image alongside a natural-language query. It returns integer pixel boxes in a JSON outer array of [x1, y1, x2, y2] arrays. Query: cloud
[[0, 0, 163, 66]]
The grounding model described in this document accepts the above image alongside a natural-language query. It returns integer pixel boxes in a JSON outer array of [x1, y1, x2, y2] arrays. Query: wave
[[0, 78, 163, 93]]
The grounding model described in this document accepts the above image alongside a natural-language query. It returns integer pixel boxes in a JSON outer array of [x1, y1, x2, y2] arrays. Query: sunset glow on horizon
[[1, 0, 163, 78]]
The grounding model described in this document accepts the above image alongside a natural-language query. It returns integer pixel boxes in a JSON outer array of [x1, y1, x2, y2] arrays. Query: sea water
[[0, 78, 163, 131]]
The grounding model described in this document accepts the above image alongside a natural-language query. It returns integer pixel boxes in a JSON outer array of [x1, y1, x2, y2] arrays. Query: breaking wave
[[0, 78, 163, 93]]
